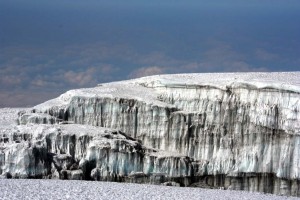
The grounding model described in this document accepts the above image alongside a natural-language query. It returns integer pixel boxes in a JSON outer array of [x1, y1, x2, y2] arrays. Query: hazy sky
[[1, 0, 300, 107]]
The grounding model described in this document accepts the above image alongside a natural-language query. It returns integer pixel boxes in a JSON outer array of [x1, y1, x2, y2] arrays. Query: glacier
[[0, 72, 299, 196]]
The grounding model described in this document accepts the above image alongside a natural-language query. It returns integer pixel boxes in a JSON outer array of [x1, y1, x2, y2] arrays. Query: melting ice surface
[[0, 72, 300, 197]]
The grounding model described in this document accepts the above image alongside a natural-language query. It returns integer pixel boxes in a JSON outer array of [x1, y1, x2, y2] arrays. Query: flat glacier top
[[0, 179, 297, 200], [132, 72, 300, 91], [34, 72, 300, 111], [136, 72, 300, 85], [35, 80, 177, 111]]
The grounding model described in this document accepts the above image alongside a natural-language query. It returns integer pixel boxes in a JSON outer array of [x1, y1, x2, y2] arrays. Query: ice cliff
[[1, 72, 299, 196]]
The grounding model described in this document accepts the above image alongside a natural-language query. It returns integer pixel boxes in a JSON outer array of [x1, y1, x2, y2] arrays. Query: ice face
[[1, 72, 300, 196], [0, 124, 192, 184]]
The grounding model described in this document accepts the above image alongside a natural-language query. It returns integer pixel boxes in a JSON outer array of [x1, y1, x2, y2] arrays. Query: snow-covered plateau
[[0, 72, 299, 197]]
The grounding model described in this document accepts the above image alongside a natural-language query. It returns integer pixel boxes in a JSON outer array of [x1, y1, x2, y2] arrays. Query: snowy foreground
[[0, 179, 298, 200]]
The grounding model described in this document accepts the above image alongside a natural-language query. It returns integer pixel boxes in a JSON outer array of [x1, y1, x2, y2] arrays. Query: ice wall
[[0, 124, 192, 184], [1, 72, 300, 196]]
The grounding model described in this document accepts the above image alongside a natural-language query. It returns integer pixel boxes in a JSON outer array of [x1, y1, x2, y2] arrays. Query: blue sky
[[1, 1, 300, 107]]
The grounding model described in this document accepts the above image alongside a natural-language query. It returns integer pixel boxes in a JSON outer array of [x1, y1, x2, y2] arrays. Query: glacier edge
[[1, 72, 300, 196]]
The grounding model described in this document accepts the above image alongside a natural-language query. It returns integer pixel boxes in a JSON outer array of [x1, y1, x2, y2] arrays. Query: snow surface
[[0, 179, 298, 200], [35, 72, 300, 111], [133, 72, 300, 91], [0, 108, 29, 128]]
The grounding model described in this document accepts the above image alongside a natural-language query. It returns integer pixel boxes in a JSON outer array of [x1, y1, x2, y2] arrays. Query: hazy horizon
[[1, 1, 300, 107]]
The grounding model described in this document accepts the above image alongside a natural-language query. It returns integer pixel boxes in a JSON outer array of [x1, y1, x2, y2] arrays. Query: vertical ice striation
[[0, 124, 192, 184], [1, 72, 300, 196]]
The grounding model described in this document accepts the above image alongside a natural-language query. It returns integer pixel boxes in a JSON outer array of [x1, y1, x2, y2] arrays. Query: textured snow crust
[[1, 72, 300, 197], [0, 179, 298, 200], [0, 108, 29, 128]]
